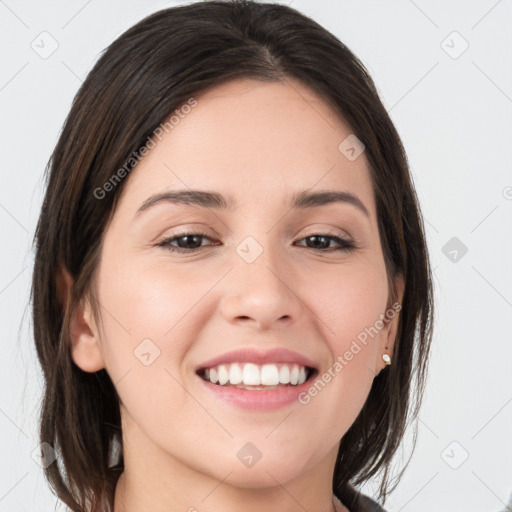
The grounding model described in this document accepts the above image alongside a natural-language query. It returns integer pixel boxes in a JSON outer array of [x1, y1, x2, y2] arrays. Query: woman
[[31, 1, 434, 511]]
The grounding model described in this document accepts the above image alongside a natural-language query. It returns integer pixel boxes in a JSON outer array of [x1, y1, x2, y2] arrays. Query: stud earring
[[382, 353, 391, 365]]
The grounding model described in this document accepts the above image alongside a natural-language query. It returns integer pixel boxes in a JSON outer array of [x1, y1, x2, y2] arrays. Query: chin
[[202, 451, 314, 489]]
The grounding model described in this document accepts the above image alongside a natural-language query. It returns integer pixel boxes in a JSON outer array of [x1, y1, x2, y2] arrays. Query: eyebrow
[[135, 188, 370, 219]]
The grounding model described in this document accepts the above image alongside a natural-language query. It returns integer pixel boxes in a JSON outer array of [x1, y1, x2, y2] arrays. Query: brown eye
[[295, 234, 356, 252], [157, 231, 218, 253], [157, 232, 356, 254]]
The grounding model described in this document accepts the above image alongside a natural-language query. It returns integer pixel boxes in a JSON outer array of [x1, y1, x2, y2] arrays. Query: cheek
[[295, 267, 387, 442], [89, 253, 164, 360], [92, 259, 202, 429], [306, 262, 389, 348], [97, 250, 215, 344], [93, 252, 221, 393]]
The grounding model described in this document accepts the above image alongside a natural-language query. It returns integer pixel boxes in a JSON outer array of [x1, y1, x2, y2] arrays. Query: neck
[[113, 419, 348, 512], [114, 462, 347, 512]]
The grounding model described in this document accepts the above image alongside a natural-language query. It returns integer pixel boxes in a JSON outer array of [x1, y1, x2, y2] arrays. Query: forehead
[[116, 77, 375, 218]]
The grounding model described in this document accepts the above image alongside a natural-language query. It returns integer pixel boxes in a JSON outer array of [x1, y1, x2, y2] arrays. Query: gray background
[[1, 0, 511, 511]]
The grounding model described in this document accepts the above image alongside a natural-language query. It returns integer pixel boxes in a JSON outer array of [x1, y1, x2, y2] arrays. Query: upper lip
[[195, 348, 319, 372]]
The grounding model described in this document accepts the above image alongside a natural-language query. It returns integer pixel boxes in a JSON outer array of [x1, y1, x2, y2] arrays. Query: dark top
[[336, 484, 386, 512]]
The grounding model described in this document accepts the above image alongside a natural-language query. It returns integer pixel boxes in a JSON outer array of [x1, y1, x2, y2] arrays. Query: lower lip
[[197, 373, 317, 411]]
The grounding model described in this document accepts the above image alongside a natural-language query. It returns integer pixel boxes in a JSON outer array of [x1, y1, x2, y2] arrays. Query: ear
[[56, 266, 105, 373], [376, 273, 405, 374]]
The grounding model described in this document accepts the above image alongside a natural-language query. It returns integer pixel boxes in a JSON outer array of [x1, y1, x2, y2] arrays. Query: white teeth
[[298, 366, 307, 385], [201, 362, 311, 387], [218, 364, 229, 385], [229, 363, 243, 385], [209, 367, 218, 384], [243, 363, 261, 385], [261, 364, 279, 385], [290, 364, 299, 385], [279, 365, 290, 384]]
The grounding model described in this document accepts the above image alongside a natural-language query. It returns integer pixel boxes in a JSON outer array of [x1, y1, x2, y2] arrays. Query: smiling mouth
[[196, 362, 317, 390]]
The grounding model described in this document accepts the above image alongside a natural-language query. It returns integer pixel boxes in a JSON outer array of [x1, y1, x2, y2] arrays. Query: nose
[[220, 249, 304, 331]]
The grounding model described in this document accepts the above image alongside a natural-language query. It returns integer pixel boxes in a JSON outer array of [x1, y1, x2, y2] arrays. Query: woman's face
[[72, 78, 402, 494]]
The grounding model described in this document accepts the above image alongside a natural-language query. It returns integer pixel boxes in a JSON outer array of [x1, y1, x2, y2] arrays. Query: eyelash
[[156, 230, 357, 254]]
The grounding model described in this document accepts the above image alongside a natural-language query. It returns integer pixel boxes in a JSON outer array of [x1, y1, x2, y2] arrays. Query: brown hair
[[31, 1, 434, 510]]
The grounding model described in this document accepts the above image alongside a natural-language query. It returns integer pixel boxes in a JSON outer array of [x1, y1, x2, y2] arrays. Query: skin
[[62, 77, 403, 512]]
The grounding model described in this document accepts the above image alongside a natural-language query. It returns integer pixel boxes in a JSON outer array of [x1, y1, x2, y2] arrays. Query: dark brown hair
[[31, 1, 434, 510]]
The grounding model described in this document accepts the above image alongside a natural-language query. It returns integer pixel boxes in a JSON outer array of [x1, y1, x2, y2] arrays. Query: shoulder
[[335, 484, 387, 512]]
